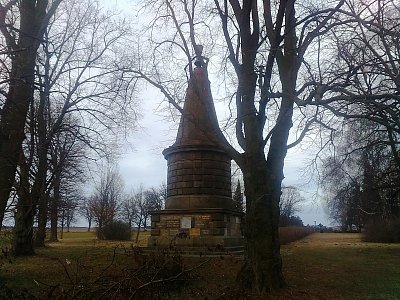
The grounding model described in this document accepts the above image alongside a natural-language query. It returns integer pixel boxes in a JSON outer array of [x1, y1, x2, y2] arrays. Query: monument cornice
[[162, 144, 229, 159]]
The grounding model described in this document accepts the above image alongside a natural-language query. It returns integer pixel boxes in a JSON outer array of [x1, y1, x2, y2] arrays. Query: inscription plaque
[[166, 220, 180, 228], [180, 217, 192, 229], [190, 228, 200, 236]]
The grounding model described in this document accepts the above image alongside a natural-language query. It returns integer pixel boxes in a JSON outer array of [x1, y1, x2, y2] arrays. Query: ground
[[1, 231, 399, 299]]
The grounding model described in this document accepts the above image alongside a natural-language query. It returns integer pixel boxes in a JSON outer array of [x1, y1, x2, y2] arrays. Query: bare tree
[[36, 0, 138, 157], [302, 0, 400, 171], [144, 185, 166, 212], [321, 119, 399, 231], [13, 112, 87, 253], [132, 187, 149, 243], [279, 186, 304, 227], [0, 0, 62, 228], [36, 0, 138, 245], [81, 197, 94, 232], [11, 0, 139, 254], [47, 126, 87, 242], [123, 185, 163, 243], [121, 194, 138, 231], [90, 164, 124, 238], [121, 183, 166, 242], [59, 194, 80, 234], [322, 155, 365, 231]]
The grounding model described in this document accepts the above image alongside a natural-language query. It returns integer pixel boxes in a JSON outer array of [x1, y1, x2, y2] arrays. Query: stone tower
[[148, 63, 243, 249]]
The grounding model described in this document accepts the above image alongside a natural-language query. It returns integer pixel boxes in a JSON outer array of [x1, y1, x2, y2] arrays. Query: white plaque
[[180, 217, 192, 228]]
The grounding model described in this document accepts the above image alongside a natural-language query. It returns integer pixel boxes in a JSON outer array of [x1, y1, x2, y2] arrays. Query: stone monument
[[148, 56, 243, 249]]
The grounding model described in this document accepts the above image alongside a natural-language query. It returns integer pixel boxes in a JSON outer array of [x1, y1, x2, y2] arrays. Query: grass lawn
[[280, 233, 400, 299], [1, 231, 399, 299]]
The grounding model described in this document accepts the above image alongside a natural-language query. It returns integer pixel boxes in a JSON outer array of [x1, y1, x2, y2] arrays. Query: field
[[1, 230, 399, 299]]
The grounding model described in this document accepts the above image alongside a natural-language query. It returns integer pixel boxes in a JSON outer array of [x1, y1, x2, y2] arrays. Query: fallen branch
[[129, 258, 211, 299]]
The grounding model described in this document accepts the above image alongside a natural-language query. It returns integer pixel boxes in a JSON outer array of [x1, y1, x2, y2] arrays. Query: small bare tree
[[129, 187, 149, 243], [122, 184, 165, 243], [121, 194, 138, 231], [89, 164, 124, 237], [81, 197, 94, 232], [279, 186, 304, 227]]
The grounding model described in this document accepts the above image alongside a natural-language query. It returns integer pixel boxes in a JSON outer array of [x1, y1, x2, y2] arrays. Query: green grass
[[1, 231, 399, 299], [281, 233, 400, 299], [0, 230, 151, 294], [60, 231, 96, 239]]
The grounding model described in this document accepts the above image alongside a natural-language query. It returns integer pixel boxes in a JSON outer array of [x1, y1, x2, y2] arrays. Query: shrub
[[97, 221, 131, 241], [279, 226, 314, 245], [364, 218, 400, 243]]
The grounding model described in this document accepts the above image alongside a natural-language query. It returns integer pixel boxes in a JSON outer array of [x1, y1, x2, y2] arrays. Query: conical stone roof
[[168, 66, 221, 150]]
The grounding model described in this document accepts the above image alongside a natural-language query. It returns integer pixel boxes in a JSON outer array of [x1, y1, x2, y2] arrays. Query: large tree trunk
[[18, 87, 49, 249], [235, 1, 297, 291], [14, 181, 48, 254], [0, 1, 51, 227], [237, 159, 285, 292], [34, 194, 49, 247], [13, 98, 49, 251], [13, 205, 35, 256], [60, 209, 65, 239], [13, 151, 35, 256], [33, 63, 51, 247], [50, 167, 62, 241], [49, 196, 59, 241]]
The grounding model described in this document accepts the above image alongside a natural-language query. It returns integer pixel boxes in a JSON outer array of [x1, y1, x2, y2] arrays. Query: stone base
[[148, 235, 244, 248], [148, 208, 244, 249]]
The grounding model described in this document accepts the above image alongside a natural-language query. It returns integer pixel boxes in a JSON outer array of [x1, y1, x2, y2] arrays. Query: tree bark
[[33, 56, 52, 247], [87, 218, 92, 232], [16, 91, 50, 250], [13, 149, 35, 256], [135, 219, 142, 243], [13, 205, 35, 256], [66, 216, 71, 232], [49, 136, 63, 241], [235, 0, 298, 292], [34, 194, 49, 247], [60, 210, 64, 239], [237, 158, 285, 292], [0, 0, 51, 227], [49, 196, 58, 242]]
